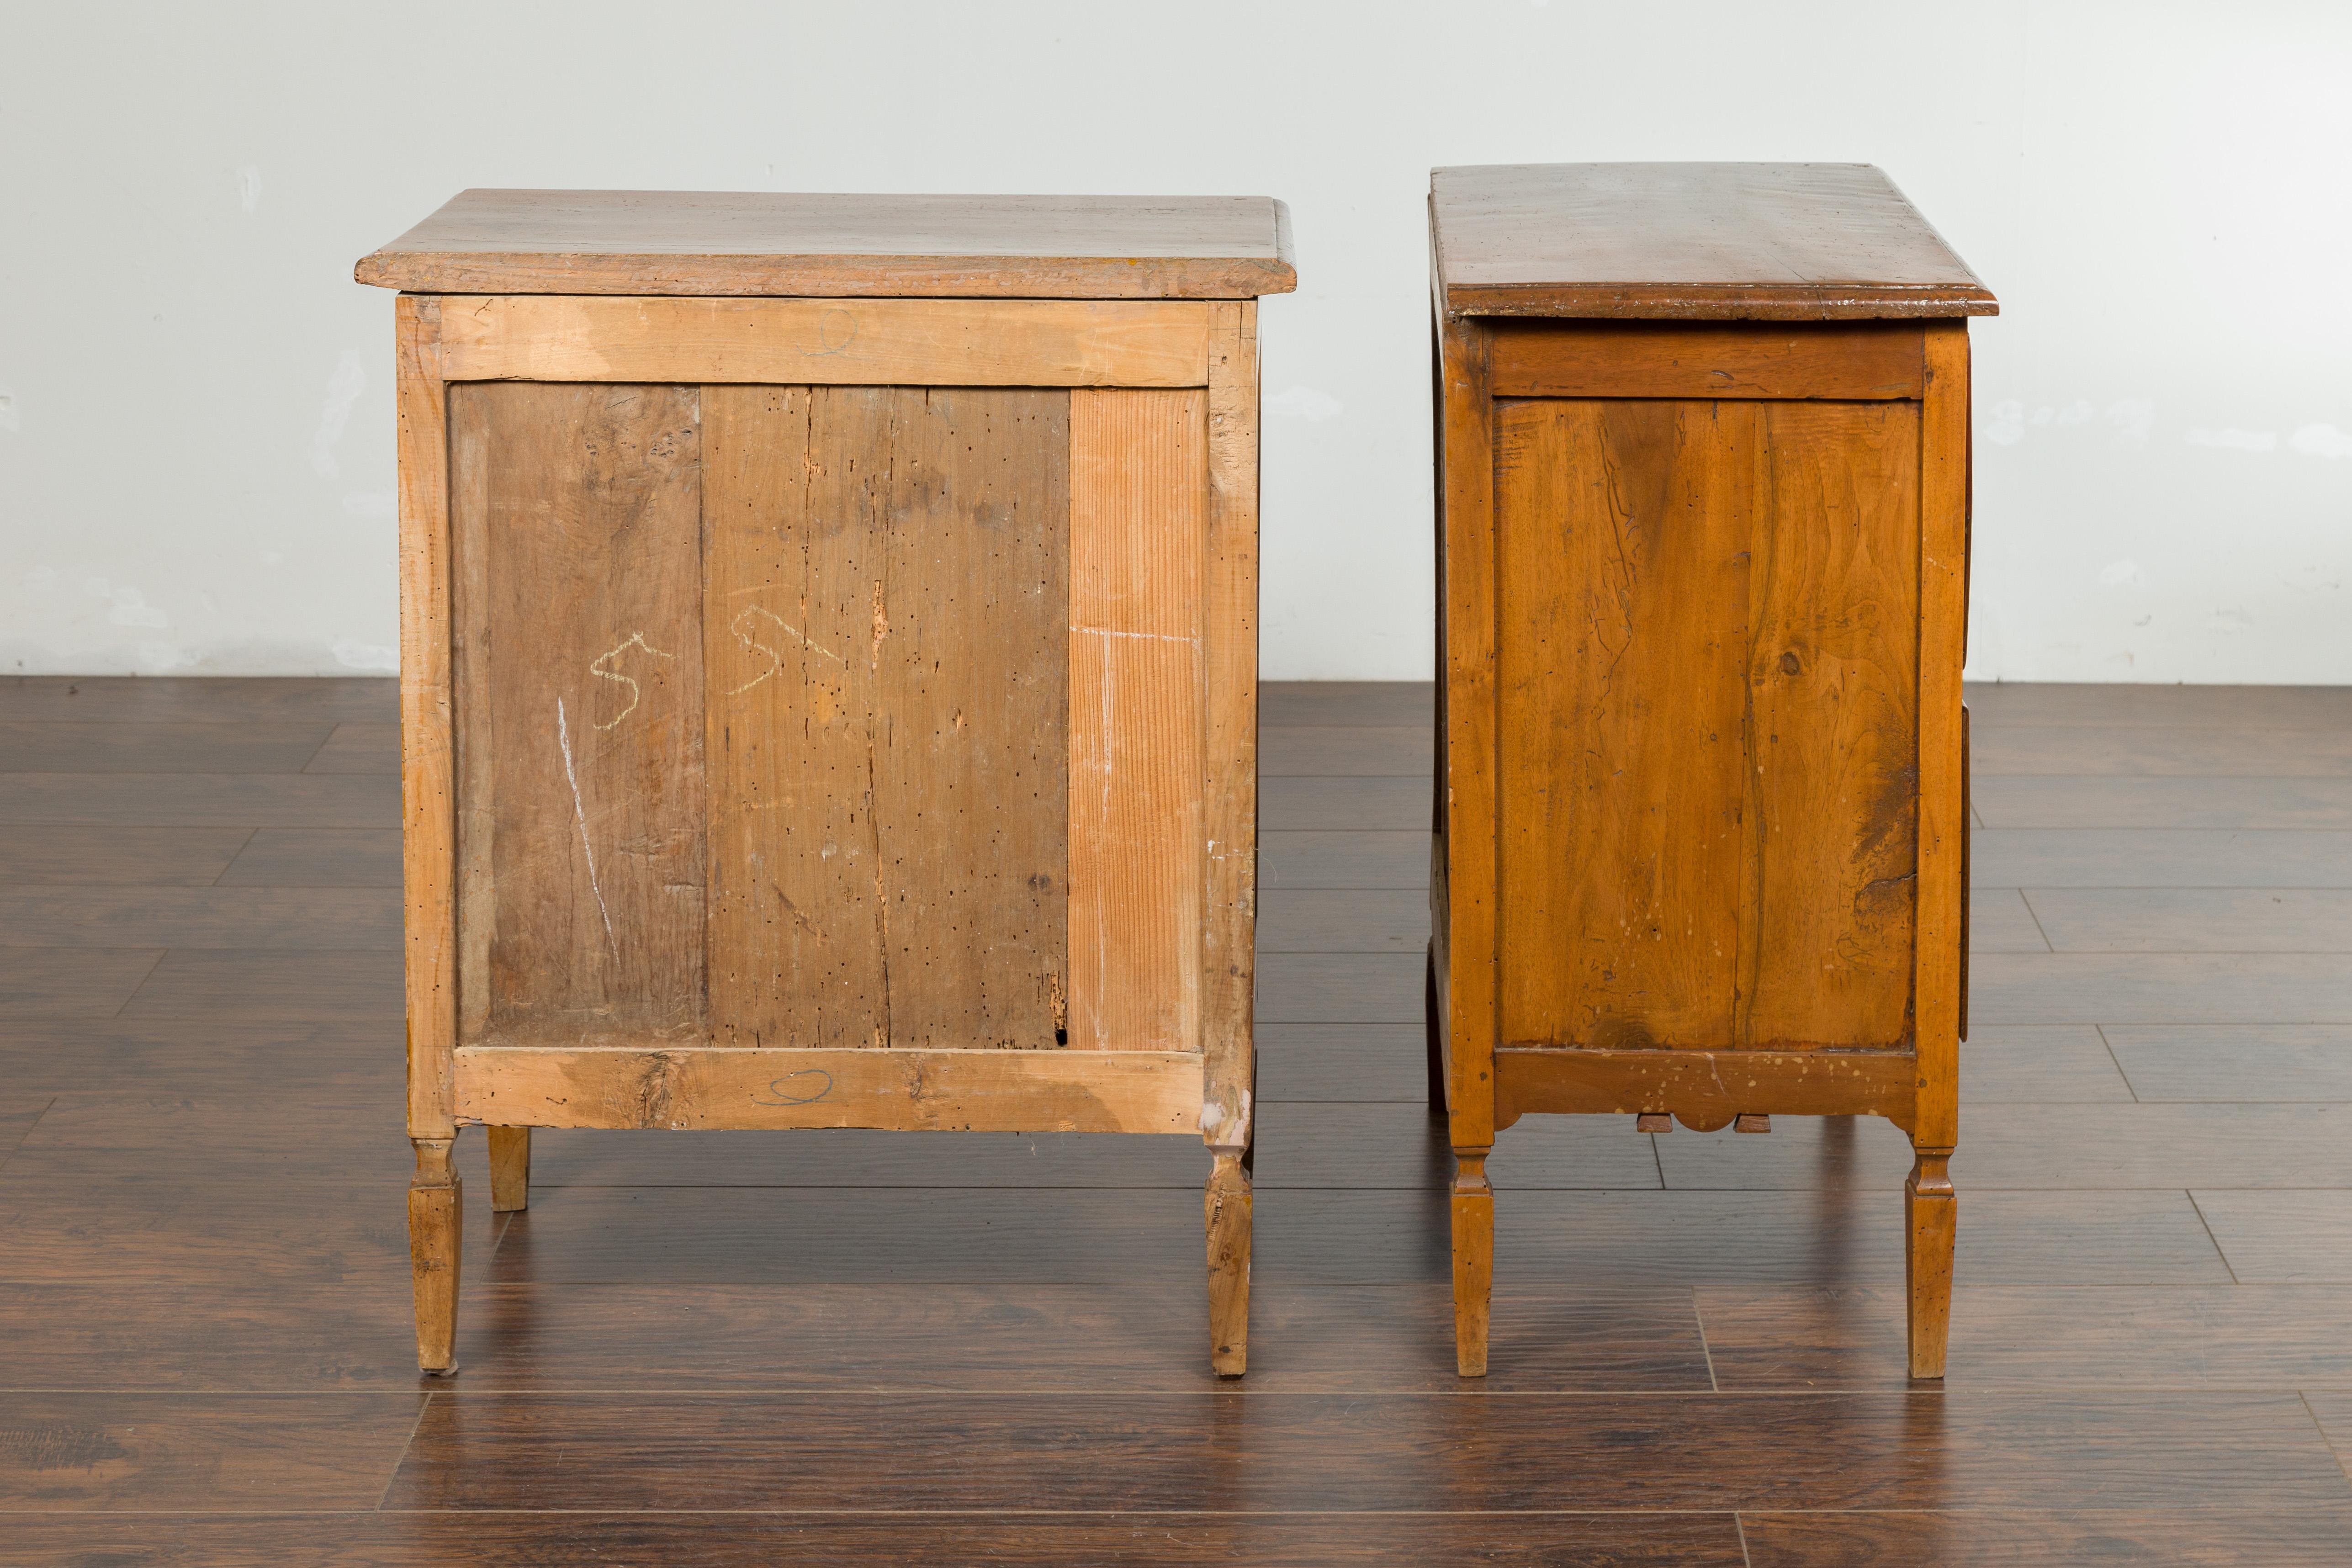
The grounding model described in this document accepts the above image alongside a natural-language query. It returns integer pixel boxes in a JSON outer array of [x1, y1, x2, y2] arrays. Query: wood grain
[[0, 721, 334, 774], [357, 189, 1298, 298], [1435, 301, 1497, 1153], [396, 294, 455, 1141], [1200, 302, 1261, 1153], [1494, 1046, 1918, 1132], [304, 723, 399, 775], [0, 948, 163, 1017], [2104, 1024, 2352, 1101], [1255, 888, 1429, 952], [1745, 1510, 2352, 1566], [1067, 387, 1205, 1055], [1260, 776, 1429, 831], [1954, 772, 2352, 829], [439, 297, 1213, 386], [215, 828, 401, 887], [0, 674, 394, 726], [1205, 1152, 1250, 1374], [450, 381, 706, 1045], [0, 824, 254, 885], [0, 772, 395, 828], [452, 1046, 1200, 1134], [376, 1390, 2346, 1512], [1743, 398, 1921, 1049], [0, 1514, 1747, 1565], [1490, 320, 1926, 398], [19, 674, 2352, 1552], [1492, 398, 1918, 1052], [0, 1392, 424, 1509], [1700, 1282, 2352, 1390], [408, 1136, 460, 1372], [487, 1124, 530, 1212], [1432, 163, 1997, 319], [1259, 681, 1430, 728], [1972, 828, 2352, 888], [879, 389, 1069, 1048], [703, 386, 872, 1048], [1915, 323, 1970, 1152], [0, 887, 397, 950], [1495, 397, 1754, 1049]]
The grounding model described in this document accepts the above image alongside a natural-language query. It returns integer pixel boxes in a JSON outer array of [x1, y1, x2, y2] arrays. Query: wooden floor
[[5, 677, 2352, 1563]]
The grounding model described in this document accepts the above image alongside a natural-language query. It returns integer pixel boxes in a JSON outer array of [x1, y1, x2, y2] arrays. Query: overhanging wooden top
[[356, 190, 1298, 299], [1431, 163, 1995, 320]]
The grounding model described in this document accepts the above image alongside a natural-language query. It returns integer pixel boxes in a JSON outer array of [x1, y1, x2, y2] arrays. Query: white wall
[[3, 1, 2347, 683]]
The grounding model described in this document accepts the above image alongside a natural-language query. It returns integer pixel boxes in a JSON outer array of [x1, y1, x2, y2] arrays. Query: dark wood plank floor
[[4, 675, 2352, 1564]]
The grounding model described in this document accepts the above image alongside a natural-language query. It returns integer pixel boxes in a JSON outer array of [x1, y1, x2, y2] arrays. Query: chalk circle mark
[[810, 308, 858, 357], [752, 1069, 835, 1107]]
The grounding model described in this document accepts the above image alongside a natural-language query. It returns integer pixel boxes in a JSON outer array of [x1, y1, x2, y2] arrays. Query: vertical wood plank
[[396, 295, 456, 1139], [1742, 400, 1922, 1048], [1915, 323, 1971, 1148], [1495, 398, 1755, 1049], [1069, 387, 1207, 1056], [1437, 303, 1498, 1150], [704, 386, 889, 1048], [1200, 303, 1258, 1149], [450, 367, 494, 1046], [705, 387, 1070, 1052], [450, 382, 707, 1042], [871, 389, 1070, 1049]]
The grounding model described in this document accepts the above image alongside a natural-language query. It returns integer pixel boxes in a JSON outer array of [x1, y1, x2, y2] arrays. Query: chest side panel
[[1494, 395, 1920, 1051]]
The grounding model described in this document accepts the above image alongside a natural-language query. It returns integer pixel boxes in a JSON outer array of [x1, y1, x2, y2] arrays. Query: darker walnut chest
[[1426, 163, 1993, 1379]]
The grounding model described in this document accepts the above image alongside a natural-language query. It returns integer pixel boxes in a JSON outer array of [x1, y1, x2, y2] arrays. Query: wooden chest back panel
[[1493, 396, 1919, 1052], [704, 386, 1072, 1051], [450, 382, 710, 1043], [451, 380, 1202, 1054]]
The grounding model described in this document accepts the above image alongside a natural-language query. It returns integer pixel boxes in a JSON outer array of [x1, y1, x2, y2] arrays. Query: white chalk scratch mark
[[1074, 626, 1198, 646], [727, 605, 842, 695], [590, 632, 673, 729], [558, 698, 620, 963]]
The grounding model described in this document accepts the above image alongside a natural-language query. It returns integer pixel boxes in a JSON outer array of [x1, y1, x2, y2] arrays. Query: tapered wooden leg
[[1906, 1144, 1956, 1380], [408, 1136, 461, 1375], [1451, 1148, 1494, 1377], [487, 1125, 531, 1213], [1206, 1151, 1251, 1377]]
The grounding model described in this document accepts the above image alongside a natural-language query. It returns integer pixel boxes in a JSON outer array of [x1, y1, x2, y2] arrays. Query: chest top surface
[[1432, 163, 1995, 321], [356, 189, 1297, 300]]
